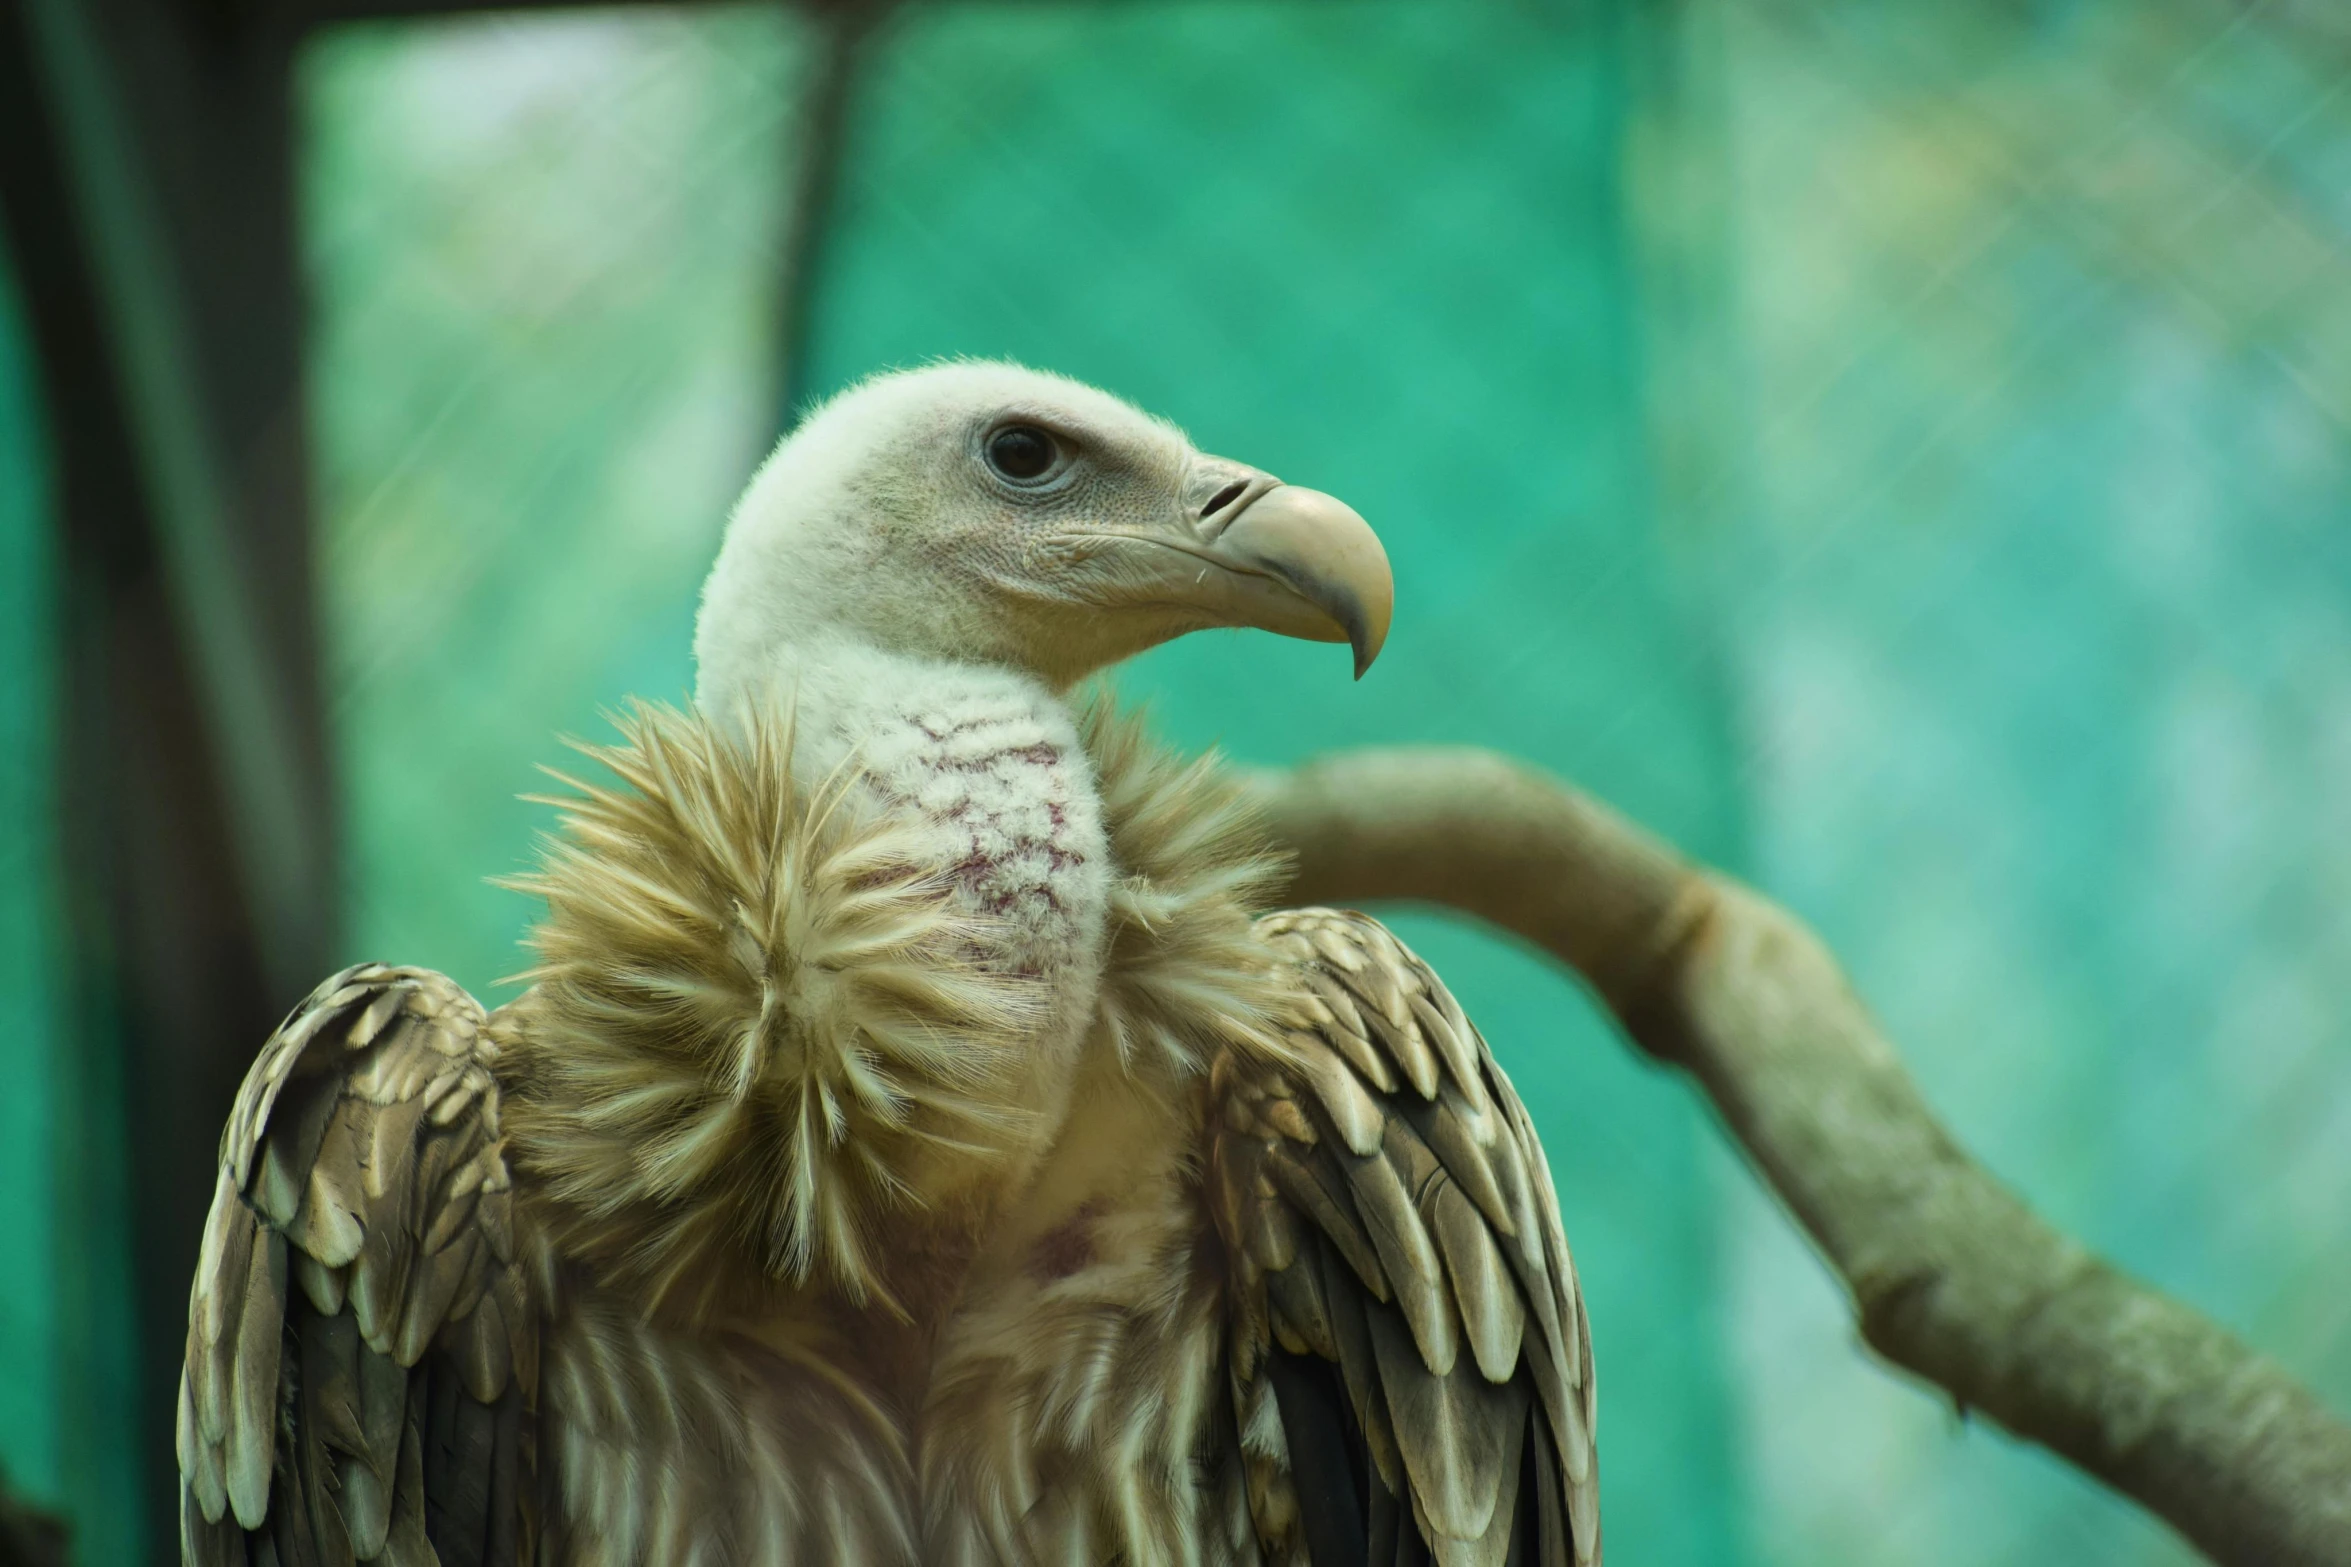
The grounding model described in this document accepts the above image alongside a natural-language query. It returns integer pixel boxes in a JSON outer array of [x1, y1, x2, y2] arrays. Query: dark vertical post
[[0, 0, 336, 1553], [774, 0, 893, 428]]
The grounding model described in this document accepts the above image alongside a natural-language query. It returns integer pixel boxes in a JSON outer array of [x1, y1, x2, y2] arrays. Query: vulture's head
[[694, 362, 1392, 705]]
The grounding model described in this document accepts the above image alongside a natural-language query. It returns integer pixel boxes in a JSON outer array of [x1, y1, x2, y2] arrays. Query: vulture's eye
[[985, 425, 1062, 484]]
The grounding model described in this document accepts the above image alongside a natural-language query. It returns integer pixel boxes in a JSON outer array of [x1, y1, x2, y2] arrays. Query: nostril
[[1200, 481, 1250, 520]]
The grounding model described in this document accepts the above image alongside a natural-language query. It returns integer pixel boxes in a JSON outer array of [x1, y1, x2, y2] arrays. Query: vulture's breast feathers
[[494, 696, 1299, 1325]]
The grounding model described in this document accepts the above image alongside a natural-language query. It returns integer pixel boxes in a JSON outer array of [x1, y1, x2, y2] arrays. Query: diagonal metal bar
[[19, 0, 334, 1005]]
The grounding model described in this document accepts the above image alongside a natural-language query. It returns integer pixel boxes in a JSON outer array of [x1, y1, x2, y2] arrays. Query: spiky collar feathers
[[1079, 694, 1298, 1078], [498, 700, 1292, 1324]]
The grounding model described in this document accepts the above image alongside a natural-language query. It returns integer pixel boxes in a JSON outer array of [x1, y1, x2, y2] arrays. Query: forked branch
[[1253, 746, 2351, 1567]]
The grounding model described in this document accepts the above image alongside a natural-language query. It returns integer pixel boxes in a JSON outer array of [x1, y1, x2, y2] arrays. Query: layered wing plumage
[[178, 964, 539, 1567], [1211, 910, 1599, 1567]]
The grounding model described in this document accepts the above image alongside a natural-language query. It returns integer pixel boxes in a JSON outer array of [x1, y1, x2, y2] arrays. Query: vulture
[[178, 363, 1600, 1567]]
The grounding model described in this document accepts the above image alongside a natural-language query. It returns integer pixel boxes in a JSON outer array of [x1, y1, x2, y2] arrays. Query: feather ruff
[[500, 697, 1293, 1331], [501, 702, 1052, 1323], [1079, 692, 1301, 1078]]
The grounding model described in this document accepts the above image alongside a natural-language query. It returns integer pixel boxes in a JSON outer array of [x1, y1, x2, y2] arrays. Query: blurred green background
[[6, 0, 2350, 1562]]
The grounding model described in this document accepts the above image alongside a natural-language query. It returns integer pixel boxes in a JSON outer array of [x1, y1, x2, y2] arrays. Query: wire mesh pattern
[[1712, 5, 2351, 1563], [297, 2, 2351, 1563], [304, 5, 814, 993], [3, 0, 2347, 1561]]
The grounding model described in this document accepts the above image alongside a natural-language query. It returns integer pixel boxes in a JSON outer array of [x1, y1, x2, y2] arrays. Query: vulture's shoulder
[[1209, 908, 1599, 1567], [179, 963, 539, 1567]]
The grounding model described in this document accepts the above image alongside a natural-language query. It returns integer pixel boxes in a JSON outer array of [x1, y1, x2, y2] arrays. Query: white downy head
[[693, 360, 1391, 712]]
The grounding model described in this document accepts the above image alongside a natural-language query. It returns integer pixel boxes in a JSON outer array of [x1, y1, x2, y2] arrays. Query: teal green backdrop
[[5, 1, 2348, 1562]]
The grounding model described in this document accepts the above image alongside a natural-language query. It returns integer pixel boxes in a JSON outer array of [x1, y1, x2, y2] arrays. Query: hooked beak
[[1069, 475, 1394, 678]]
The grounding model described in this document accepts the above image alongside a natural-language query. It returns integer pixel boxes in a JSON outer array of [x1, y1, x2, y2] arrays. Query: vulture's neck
[[747, 634, 1115, 997], [717, 633, 1118, 1325]]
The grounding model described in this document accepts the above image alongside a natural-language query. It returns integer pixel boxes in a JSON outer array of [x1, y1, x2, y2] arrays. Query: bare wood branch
[[1252, 744, 2351, 1567]]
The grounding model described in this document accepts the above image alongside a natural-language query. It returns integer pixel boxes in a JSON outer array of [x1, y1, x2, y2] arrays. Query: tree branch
[[1252, 745, 2351, 1567]]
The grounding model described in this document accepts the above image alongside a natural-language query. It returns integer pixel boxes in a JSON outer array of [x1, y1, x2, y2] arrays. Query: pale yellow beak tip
[[1216, 485, 1394, 679]]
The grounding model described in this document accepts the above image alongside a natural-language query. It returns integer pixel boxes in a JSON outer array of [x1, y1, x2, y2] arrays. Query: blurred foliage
[[5, 0, 2348, 1562]]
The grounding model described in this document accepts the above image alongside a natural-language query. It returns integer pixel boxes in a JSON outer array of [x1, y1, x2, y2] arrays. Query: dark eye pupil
[[987, 426, 1056, 481]]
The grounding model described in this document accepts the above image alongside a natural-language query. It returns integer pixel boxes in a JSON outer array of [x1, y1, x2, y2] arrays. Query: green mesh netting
[[1707, 6, 2351, 1562], [296, 4, 2351, 1564], [6, 0, 2346, 1561]]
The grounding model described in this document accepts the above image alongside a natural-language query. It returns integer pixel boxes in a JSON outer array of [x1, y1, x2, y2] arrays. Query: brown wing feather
[[1213, 909, 1599, 1567], [178, 964, 539, 1567]]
